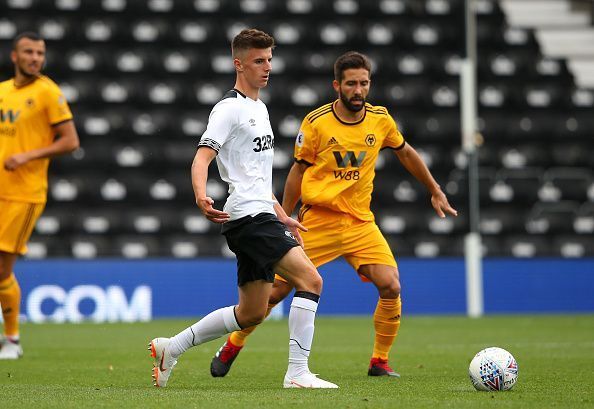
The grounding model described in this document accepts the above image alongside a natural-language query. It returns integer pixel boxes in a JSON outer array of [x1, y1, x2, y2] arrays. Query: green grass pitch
[[1, 315, 593, 408]]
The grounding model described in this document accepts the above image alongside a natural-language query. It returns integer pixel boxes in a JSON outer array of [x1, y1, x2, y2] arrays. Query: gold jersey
[[295, 101, 405, 222], [0, 76, 73, 203]]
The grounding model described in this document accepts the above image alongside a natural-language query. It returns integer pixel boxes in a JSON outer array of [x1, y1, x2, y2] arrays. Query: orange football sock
[[229, 302, 277, 347], [0, 273, 21, 337], [372, 296, 401, 360]]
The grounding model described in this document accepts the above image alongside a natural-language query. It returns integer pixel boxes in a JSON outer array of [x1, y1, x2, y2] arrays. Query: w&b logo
[[0, 109, 20, 123], [332, 151, 366, 168], [332, 151, 366, 181]]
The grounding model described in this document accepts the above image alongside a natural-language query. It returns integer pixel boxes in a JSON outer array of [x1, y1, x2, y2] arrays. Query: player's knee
[[239, 310, 267, 328], [269, 281, 292, 304], [269, 291, 286, 305], [380, 279, 401, 299], [293, 268, 323, 295], [0, 263, 10, 280], [307, 270, 323, 294]]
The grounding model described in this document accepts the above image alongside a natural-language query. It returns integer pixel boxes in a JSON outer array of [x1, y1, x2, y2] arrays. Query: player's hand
[[431, 190, 458, 218], [281, 217, 308, 248], [4, 153, 31, 171], [196, 196, 230, 224]]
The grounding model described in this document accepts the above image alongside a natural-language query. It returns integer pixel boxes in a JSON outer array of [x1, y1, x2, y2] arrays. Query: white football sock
[[287, 294, 319, 377], [168, 305, 240, 358]]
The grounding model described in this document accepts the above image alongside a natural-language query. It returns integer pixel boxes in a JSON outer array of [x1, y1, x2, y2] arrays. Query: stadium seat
[[70, 235, 113, 259], [2, 0, 592, 258], [524, 201, 579, 235], [573, 202, 594, 235], [552, 235, 594, 258], [425, 210, 468, 235], [26, 235, 70, 259], [479, 205, 526, 236], [479, 235, 505, 257], [381, 79, 433, 109], [498, 145, 550, 169], [571, 88, 594, 109], [502, 235, 552, 258], [542, 167, 593, 202], [445, 167, 497, 205], [556, 111, 594, 138], [123, 207, 178, 234], [115, 235, 162, 258], [550, 142, 592, 168], [410, 234, 464, 257], [377, 203, 428, 235], [494, 168, 544, 204], [384, 235, 414, 258], [164, 234, 231, 258], [99, 0, 127, 13], [75, 210, 123, 235], [34, 208, 76, 236]]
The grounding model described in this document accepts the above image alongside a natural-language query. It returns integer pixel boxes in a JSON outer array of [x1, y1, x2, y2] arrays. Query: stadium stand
[[1, 0, 592, 258]]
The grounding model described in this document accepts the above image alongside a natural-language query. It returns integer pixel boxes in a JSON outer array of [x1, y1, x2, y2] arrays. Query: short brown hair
[[334, 51, 371, 82], [13, 31, 44, 50], [232, 29, 275, 58]]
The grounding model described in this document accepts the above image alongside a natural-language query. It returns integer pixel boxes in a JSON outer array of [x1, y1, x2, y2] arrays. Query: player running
[[210, 51, 457, 378], [149, 29, 337, 389]]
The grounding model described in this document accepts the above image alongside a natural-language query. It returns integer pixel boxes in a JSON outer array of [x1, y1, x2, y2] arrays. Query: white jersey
[[198, 89, 276, 220]]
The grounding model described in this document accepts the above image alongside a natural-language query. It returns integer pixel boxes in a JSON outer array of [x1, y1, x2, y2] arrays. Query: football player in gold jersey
[[0, 32, 79, 359], [211, 51, 457, 377]]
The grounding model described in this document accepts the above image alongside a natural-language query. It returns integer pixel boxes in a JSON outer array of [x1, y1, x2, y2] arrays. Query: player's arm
[[394, 143, 458, 218], [3, 120, 80, 171], [191, 147, 230, 223], [282, 161, 309, 216]]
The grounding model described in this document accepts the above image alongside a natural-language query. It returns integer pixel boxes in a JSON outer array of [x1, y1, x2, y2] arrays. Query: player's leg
[[228, 278, 293, 347], [358, 263, 402, 377], [0, 251, 23, 359], [0, 200, 43, 360], [169, 279, 270, 353], [211, 278, 293, 377], [150, 280, 269, 387], [211, 207, 340, 378], [275, 246, 337, 388], [343, 219, 401, 376]]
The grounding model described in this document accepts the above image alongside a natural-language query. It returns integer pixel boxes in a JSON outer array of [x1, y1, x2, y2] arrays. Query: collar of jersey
[[331, 100, 367, 126], [233, 88, 247, 99]]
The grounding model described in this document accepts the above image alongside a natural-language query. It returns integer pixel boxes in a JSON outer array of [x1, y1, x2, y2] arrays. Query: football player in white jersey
[[148, 29, 337, 389]]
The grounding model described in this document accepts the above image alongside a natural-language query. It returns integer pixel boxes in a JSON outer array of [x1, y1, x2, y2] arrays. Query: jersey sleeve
[[382, 113, 406, 150], [45, 85, 73, 125], [293, 117, 319, 165], [198, 100, 237, 153]]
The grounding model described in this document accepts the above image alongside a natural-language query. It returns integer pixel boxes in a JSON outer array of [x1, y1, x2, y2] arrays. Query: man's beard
[[17, 61, 40, 78], [339, 90, 365, 112]]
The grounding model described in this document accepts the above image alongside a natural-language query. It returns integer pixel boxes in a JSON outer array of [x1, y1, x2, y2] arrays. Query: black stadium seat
[[552, 235, 594, 258], [502, 235, 552, 258], [495, 168, 544, 204], [524, 201, 579, 235], [1, 0, 592, 258], [543, 167, 592, 202]]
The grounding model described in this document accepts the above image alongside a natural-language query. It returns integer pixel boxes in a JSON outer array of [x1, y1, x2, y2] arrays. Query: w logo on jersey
[[333, 151, 366, 168], [0, 109, 20, 123]]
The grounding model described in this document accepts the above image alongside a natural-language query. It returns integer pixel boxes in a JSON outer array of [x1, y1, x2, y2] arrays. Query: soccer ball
[[468, 347, 518, 391]]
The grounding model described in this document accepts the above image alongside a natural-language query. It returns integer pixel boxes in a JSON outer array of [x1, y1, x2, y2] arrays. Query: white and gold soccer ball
[[469, 347, 518, 391]]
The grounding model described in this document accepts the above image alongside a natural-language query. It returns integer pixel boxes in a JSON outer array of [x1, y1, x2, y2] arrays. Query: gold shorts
[[277, 205, 396, 282], [0, 199, 45, 255]]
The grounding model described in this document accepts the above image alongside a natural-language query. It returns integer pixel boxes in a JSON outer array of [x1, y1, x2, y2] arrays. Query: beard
[[17, 60, 41, 78], [339, 90, 365, 112]]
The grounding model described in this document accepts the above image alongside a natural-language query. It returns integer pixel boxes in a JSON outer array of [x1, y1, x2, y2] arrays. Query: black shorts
[[222, 212, 300, 287]]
